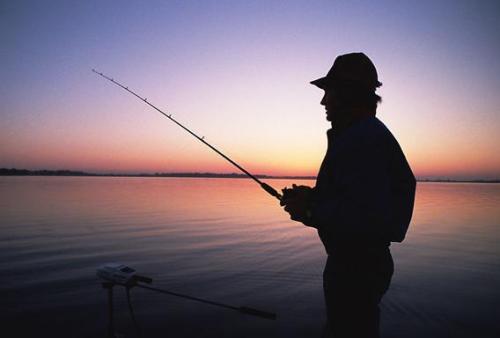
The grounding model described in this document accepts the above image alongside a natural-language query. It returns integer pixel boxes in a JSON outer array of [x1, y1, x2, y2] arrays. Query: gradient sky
[[1, 0, 499, 179]]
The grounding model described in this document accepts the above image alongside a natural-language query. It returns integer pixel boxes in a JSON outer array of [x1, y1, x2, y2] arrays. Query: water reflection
[[0, 178, 499, 337]]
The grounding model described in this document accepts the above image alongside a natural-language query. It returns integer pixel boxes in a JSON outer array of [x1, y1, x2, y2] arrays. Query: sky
[[1, 0, 499, 180]]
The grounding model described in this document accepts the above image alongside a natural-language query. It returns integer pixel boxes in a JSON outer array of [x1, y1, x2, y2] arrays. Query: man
[[281, 53, 416, 337]]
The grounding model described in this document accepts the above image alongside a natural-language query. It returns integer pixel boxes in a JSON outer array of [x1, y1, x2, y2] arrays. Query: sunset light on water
[[1, 177, 500, 337]]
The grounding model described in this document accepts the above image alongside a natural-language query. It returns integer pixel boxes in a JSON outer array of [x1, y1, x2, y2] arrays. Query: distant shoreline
[[0, 168, 315, 180], [0, 168, 498, 183]]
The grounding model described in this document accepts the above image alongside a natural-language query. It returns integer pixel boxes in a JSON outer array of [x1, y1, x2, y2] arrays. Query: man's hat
[[310, 52, 382, 90]]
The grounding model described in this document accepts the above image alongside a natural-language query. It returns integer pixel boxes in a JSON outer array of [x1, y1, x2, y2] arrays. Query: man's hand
[[280, 184, 313, 223]]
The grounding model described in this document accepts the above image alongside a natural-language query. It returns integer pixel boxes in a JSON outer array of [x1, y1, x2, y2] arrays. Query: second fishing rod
[[92, 69, 282, 201]]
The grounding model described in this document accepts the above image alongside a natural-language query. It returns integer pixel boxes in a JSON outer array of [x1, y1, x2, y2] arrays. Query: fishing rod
[[92, 69, 282, 201]]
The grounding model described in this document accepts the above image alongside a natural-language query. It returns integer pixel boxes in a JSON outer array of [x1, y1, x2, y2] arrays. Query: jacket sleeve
[[310, 136, 394, 241]]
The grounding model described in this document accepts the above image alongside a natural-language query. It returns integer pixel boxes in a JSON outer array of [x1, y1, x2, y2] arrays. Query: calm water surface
[[1, 177, 499, 337]]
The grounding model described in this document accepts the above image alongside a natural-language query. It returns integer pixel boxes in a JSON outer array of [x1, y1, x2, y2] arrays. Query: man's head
[[311, 53, 382, 129]]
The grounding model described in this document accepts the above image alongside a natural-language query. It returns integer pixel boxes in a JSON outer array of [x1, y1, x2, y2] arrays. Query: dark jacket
[[310, 116, 416, 254]]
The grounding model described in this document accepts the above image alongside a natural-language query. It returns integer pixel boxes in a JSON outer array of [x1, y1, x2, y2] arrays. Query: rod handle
[[260, 182, 282, 200], [239, 306, 277, 320]]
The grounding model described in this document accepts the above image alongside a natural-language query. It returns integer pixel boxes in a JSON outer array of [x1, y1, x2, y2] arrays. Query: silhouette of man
[[281, 53, 416, 338]]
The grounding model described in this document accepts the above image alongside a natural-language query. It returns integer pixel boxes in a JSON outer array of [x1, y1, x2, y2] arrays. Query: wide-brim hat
[[311, 52, 382, 90]]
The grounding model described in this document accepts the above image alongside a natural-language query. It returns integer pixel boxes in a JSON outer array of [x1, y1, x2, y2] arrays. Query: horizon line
[[1, 168, 499, 183]]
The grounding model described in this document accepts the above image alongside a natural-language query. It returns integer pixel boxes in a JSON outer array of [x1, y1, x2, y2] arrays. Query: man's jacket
[[310, 116, 416, 254]]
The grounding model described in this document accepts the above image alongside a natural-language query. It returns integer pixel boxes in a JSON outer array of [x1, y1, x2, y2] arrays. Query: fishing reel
[[280, 184, 313, 204], [281, 186, 295, 201]]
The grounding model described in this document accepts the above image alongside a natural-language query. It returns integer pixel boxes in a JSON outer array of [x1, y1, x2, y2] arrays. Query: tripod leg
[[102, 282, 115, 338]]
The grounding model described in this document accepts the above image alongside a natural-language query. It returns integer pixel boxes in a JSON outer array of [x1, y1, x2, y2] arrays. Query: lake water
[[1, 177, 499, 337]]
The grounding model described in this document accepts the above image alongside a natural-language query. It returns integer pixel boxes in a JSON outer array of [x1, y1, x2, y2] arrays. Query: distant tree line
[[0, 168, 314, 179], [0, 168, 93, 176], [1, 168, 496, 182]]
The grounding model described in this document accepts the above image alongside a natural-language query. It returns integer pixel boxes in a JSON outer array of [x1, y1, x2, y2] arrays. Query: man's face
[[320, 87, 342, 123]]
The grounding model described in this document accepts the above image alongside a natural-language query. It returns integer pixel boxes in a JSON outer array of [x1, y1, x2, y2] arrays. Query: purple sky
[[1, 1, 499, 179]]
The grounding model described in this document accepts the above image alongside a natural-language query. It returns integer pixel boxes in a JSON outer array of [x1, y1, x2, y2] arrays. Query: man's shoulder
[[343, 117, 395, 149], [362, 117, 393, 138]]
